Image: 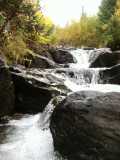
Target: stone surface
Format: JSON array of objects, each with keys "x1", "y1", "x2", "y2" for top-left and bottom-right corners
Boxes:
[
  {"x1": 50, "y1": 91, "x2": 120, "y2": 160},
  {"x1": 24, "y1": 53, "x2": 57, "y2": 68},
  {"x1": 11, "y1": 68, "x2": 69, "y2": 113},
  {"x1": 0, "y1": 59, "x2": 14, "y2": 117},
  {"x1": 49, "y1": 48, "x2": 75, "y2": 64},
  {"x1": 100, "y1": 64, "x2": 120, "y2": 84},
  {"x1": 89, "y1": 49, "x2": 120, "y2": 68}
]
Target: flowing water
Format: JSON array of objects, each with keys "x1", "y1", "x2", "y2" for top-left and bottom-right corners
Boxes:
[{"x1": 0, "y1": 49, "x2": 120, "y2": 160}]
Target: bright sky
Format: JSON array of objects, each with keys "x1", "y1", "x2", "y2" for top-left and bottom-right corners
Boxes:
[{"x1": 41, "y1": 0, "x2": 102, "y2": 27}]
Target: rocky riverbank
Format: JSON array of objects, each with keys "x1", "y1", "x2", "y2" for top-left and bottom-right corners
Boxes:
[
  {"x1": 1, "y1": 47, "x2": 120, "y2": 160},
  {"x1": 0, "y1": 48, "x2": 75, "y2": 117}
]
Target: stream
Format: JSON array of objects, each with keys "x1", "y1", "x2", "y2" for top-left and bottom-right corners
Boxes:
[{"x1": 0, "y1": 49, "x2": 120, "y2": 160}]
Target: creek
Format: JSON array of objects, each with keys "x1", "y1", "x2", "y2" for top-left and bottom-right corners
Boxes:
[{"x1": 0, "y1": 49, "x2": 120, "y2": 160}]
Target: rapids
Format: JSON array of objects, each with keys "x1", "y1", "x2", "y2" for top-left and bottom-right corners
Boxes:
[{"x1": 0, "y1": 49, "x2": 120, "y2": 160}]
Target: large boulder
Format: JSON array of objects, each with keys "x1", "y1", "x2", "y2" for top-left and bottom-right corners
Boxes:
[
  {"x1": 0, "y1": 58, "x2": 14, "y2": 117},
  {"x1": 50, "y1": 91, "x2": 120, "y2": 160},
  {"x1": 10, "y1": 68, "x2": 70, "y2": 113},
  {"x1": 100, "y1": 64, "x2": 120, "y2": 84},
  {"x1": 90, "y1": 49, "x2": 120, "y2": 68},
  {"x1": 49, "y1": 48, "x2": 75, "y2": 64}
]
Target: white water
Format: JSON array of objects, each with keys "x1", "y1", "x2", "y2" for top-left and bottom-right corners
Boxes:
[
  {"x1": 0, "y1": 114, "x2": 62, "y2": 160},
  {"x1": 0, "y1": 49, "x2": 120, "y2": 160},
  {"x1": 64, "y1": 49, "x2": 120, "y2": 92},
  {"x1": 70, "y1": 49, "x2": 91, "y2": 69}
]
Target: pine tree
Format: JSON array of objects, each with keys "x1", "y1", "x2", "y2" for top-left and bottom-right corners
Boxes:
[{"x1": 98, "y1": 0, "x2": 117, "y2": 23}]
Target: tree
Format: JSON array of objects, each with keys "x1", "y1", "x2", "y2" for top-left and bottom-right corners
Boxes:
[
  {"x1": 0, "y1": 0, "x2": 54, "y2": 63},
  {"x1": 97, "y1": 0, "x2": 120, "y2": 49},
  {"x1": 98, "y1": 0, "x2": 117, "y2": 23},
  {"x1": 115, "y1": 0, "x2": 120, "y2": 17},
  {"x1": 54, "y1": 16, "x2": 100, "y2": 48}
]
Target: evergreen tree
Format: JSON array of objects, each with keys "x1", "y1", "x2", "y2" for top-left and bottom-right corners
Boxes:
[{"x1": 98, "y1": 0, "x2": 117, "y2": 23}]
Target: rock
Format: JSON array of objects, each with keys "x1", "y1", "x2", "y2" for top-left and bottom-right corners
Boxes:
[
  {"x1": 24, "y1": 53, "x2": 57, "y2": 68},
  {"x1": 100, "y1": 64, "x2": 120, "y2": 84},
  {"x1": 49, "y1": 48, "x2": 75, "y2": 64},
  {"x1": 50, "y1": 91, "x2": 120, "y2": 160},
  {"x1": 11, "y1": 68, "x2": 69, "y2": 113},
  {"x1": 11, "y1": 73, "x2": 54, "y2": 113},
  {"x1": 0, "y1": 56, "x2": 5, "y2": 67},
  {"x1": 0, "y1": 59, "x2": 14, "y2": 117},
  {"x1": 89, "y1": 49, "x2": 120, "y2": 68},
  {"x1": 9, "y1": 65, "x2": 26, "y2": 73},
  {"x1": 28, "y1": 42, "x2": 54, "y2": 60},
  {"x1": 82, "y1": 47, "x2": 95, "y2": 50}
]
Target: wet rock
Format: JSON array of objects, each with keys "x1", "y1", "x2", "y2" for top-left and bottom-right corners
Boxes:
[
  {"x1": 11, "y1": 73, "x2": 54, "y2": 113},
  {"x1": 11, "y1": 68, "x2": 69, "y2": 113},
  {"x1": 50, "y1": 91, "x2": 120, "y2": 160},
  {"x1": 24, "y1": 53, "x2": 57, "y2": 69},
  {"x1": 9, "y1": 65, "x2": 25, "y2": 73},
  {"x1": 49, "y1": 48, "x2": 75, "y2": 64},
  {"x1": 0, "y1": 59, "x2": 14, "y2": 117},
  {"x1": 82, "y1": 47, "x2": 95, "y2": 50},
  {"x1": 100, "y1": 64, "x2": 120, "y2": 84},
  {"x1": 89, "y1": 49, "x2": 120, "y2": 68}
]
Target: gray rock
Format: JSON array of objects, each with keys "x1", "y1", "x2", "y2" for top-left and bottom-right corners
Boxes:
[
  {"x1": 100, "y1": 64, "x2": 120, "y2": 84},
  {"x1": 11, "y1": 68, "x2": 69, "y2": 113},
  {"x1": 0, "y1": 59, "x2": 14, "y2": 117},
  {"x1": 49, "y1": 48, "x2": 75, "y2": 64},
  {"x1": 89, "y1": 49, "x2": 120, "y2": 68},
  {"x1": 50, "y1": 91, "x2": 120, "y2": 160},
  {"x1": 24, "y1": 53, "x2": 57, "y2": 68}
]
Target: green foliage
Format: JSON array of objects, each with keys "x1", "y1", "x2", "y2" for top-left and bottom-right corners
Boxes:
[
  {"x1": 98, "y1": 0, "x2": 117, "y2": 23},
  {"x1": 54, "y1": 16, "x2": 100, "y2": 48},
  {"x1": 97, "y1": 0, "x2": 120, "y2": 49},
  {"x1": 0, "y1": 14, "x2": 5, "y2": 26},
  {"x1": 54, "y1": 0, "x2": 120, "y2": 50},
  {"x1": 116, "y1": 0, "x2": 120, "y2": 17},
  {"x1": 0, "y1": 0, "x2": 54, "y2": 63},
  {"x1": 2, "y1": 33, "x2": 31, "y2": 64},
  {"x1": 104, "y1": 15, "x2": 120, "y2": 49}
]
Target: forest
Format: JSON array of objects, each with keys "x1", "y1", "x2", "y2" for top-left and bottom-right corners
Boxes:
[
  {"x1": 1, "y1": 1, "x2": 120, "y2": 159},
  {"x1": 0, "y1": 0, "x2": 120, "y2": 64},
  {"x1": 0, "y1": 0, "x2": 54, "y2": 64},
  {"x1": 54, "y1": 0, "x2": 120, "y2": 50}
]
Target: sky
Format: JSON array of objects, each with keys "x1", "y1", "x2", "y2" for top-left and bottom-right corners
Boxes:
[
  {"x1": 41, "y1": 0, "x2": 102, "y2": 27},
  {"x1": 41, "y1": 0, "x2": 101, "y2": 27}
]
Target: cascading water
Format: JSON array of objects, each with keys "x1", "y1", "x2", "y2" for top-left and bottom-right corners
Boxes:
[
  {"x1": 0, "y1": 49, "x2": 120, "y2": 160},
  {"x1": 63, "y1": 49, "x2": 103, "y2": 91},
  {"x1": 70, "y1": 49, "x2": 91, "y2": 68},
  {"x1": 64, "y1": 49, "x2": 120, "y2": 92}
]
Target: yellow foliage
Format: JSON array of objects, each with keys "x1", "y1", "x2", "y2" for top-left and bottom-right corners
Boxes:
[
  {"x1": 54, "y1": 16, "x2": 100, "y2": 47},
  {"x1": 115, "y1": 0, "x2": 120, "y2": 17},
  {"x1": 2, "y1": 33, "x2": 32, "y2": 64}
]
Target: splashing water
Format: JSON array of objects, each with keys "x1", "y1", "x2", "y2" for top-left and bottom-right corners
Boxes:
[
  {"x1": 70, "y1": 49, "x2": 91, "y2": 69},
  {"x1": 0, "y1": 113, "x2": 64, "y2": 160},
  {"x1": 0, "y1": 49, "x2": 120, "y2": 160}
]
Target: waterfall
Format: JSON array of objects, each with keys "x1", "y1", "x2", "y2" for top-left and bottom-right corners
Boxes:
[
  {"x1": 1, "y1": 48, "x2": 120, "y2": 160},
  {"x1": 70, "y1": 49, "x2": 91, "y2": 69},
  {"x1": 60, "y1": 49, "x2": 102, "y2": 91}
]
